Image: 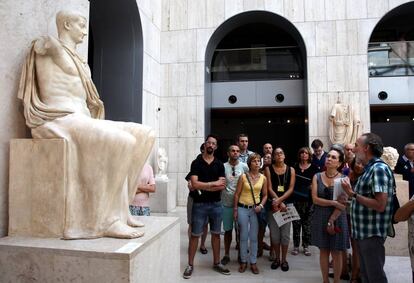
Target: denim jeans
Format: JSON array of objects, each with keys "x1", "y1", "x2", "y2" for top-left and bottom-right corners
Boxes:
[
  {"x1": 237, "y1": 206, "x2": 259, "y2": 264},
  {"x1": 192, "y1": 201, "x2": 222, "y2": 236}
]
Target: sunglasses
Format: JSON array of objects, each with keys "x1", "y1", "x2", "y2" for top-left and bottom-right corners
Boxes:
[{"x1": 232, "y1": 166, "x2": 235, "y2": 176}]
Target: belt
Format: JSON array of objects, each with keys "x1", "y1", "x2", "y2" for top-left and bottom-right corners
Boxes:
[{"x1": 238, "y1": 202, "x2": 255, "y2": 209}]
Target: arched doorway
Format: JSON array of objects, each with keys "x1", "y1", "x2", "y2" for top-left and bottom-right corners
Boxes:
[
  {"x1": 88, "y1": 0, "x2": 143, "y2": 123},
  {"x1": 368, "y1": 2, "x2": 414, "y2": 152},
  {"x1": 205, "y1": 11, "x2": 307, "y2": 163}
]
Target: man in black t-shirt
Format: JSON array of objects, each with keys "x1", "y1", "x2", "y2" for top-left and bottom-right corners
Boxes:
[{"x1": 183, "y1": 135, "x2": 230, "y2": 279}]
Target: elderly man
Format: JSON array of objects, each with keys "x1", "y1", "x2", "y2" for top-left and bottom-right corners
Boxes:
[
  {"x1": 18, "y1": 10, "x2": 155, "y2": 239},
  {"x1": 395, "y1": 143, "x2": 414, "y2": 198},
  {"x1": 341, "y1": 133, "x2": 394, "y2": 283}
]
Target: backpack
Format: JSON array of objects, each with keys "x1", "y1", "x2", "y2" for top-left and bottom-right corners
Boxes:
[{"x1": 371, "y1": 160, "x2": 400, "y2": 237}]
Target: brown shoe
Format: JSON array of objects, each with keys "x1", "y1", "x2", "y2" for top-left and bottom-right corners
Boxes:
[
  {"x1": 250, "y1": 263, "x2": 259, "y2": 274},
  {"x1": 238, "y1": 263, "x2": 247, "y2": 273}
]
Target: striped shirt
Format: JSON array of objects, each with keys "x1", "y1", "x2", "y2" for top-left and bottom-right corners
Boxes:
[{"x1": 350, "y1": 158, "x2": 394, "y2": 240}]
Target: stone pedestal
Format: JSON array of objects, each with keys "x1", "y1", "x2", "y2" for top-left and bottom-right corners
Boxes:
[
  {"x1": 150, "y1": 179, "x2": 177, "y2": 213},
  {"x1": 385, "y1": 174, "x2": 409, "y2": 256},
  {"x1": 0, "y1": 216, "x2": 180, "y2": 282},
  {"x1": 9, "y1": 139, "x2": 67, "y2": 237}
]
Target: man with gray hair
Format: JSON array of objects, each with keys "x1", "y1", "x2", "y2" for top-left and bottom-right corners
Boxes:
[
  {"x1": 341, "y1": 133, "x2": 395, "y2": 283},
  {"x1": 395, "y1": 143, "x2": 414, "y2": 198}
]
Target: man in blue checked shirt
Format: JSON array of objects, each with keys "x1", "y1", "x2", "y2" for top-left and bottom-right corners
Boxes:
[{"x1": 341, "y1": 133, "x2": 394, "y2": 283}]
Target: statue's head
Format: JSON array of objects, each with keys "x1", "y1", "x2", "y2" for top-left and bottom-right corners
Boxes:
[
  {"x1": 381, "y1": 146, "x2": 399, "y2": 170},
  {"x1": 56, "y1": 10, "x2": 87, "y2": 44}
]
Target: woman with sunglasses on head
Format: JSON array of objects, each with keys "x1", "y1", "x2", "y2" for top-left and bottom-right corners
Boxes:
[
  {"x1": 311, "y1": 146, "x2": 350, "y2": 283},
  {"x1": 265, "y1": 147, "x2": 296, "y2": 272},
  {"x1": 234, "y1": 153, "x2": 268, "y2": 274}
]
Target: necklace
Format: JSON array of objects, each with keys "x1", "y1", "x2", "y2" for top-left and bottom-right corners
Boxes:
[
  {"x1": 325, "y1": 171, "x2": 339, "y2": 178},
  {"x1": 249, "y1": 172, "x2": 259, "y2": 180}
]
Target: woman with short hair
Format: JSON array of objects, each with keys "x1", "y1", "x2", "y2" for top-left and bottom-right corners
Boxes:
[{"x1": 234, "y1": 153, "x2": 268, "y2": 274}]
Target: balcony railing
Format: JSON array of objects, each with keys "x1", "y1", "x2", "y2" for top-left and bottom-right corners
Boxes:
[
  {"x1": 368, "y1": 41, "x2": 414, "y2": 77},
  {"x1": 211, "y1": 46, "x2": 304, "y2": 82}
]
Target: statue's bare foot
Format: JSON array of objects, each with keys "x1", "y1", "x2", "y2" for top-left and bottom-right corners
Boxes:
[
  {"x1": 127, "y1": 215, "x2": 145, "y2": 227},
  {"x1": 105, "y1": 221, "x2": 144, "y2": 239}
]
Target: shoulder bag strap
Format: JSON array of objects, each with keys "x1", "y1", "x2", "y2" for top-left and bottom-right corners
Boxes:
[{"x1": 245, "y1": 174, "x2": 258, "y2": 206}]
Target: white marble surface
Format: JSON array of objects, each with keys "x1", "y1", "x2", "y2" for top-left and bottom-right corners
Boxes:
[
  {"x1": 315, "y1": 21, "x2": 337, "y2": 56},
  {"x1": 224, "y1": 0, "x2": 244, "y2": 19},
  {"x1": 367, "y1": 0, "x2": 389, "y2": 18},
  {"x1": 0, "y1": 216, "x2": 180, "y2": 282},
  {"x1": 9, "y1": 139, "x2": 66, "y2": 238},
  {"x1": 336, "y1": 20, "x2": 359, "y2": 56},
  {"x1": 346, "y1": 0, "x2": 368, "y2": 19},
  {"x1": 283, "y1": 0, "x2": 304, "y2": 22},
  {"x1": 150, "y1": 180, "x2": 177, "y2": 213},
  {"x1": 308, "y1": 57, "x2": 327, "y2": 92},
  {"x1": 304, "y1": 0, "x2": 325, "y2": 22},
  {"x1": 325, "y1": 0, "x2": 346, "y2": 20}
]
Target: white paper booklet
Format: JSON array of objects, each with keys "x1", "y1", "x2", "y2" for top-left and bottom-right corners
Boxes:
[{"x1": 273, "y1": 203, "x2": 300, "y2": 227}]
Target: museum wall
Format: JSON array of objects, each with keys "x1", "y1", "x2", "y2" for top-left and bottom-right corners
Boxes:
[
  {"x1": 159, "y1": 0, "x2": 413, "y2": 205},
  {"x1": 0, "y1": 0, "x2": 89, "y2": 237}
]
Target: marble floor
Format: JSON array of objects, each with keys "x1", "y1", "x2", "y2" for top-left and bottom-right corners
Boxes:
[{"x1": 158, "y1": 207, "x2": 411, "y2": 283}]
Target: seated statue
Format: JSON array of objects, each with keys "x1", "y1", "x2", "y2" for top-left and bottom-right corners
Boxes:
[{"x1": 17, "y1": 10, "x2": 155, "y2": 239}]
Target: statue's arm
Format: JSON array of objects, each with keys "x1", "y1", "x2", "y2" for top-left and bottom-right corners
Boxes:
[{"x1": 33, "y1": 36, "x2": 67, "y2": 68}]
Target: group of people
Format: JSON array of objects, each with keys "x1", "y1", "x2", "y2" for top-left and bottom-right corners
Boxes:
[{"x1": 183, "y1": 132, "x2": 414, "y2": 283}]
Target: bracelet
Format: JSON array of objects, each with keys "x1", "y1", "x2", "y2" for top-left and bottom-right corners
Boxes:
[{"x1": 259, "y1": 204, "x2": 264, "y2": 209}]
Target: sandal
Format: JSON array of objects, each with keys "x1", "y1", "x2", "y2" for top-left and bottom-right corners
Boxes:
[
  {"x1": 199, "y1": 247, "x2": 208, "y2": 254},
  {"x1": 271, "y1": 259, "x2": 280, "y2": 270},
  {"x1": 303, "y1": 247, "x2": 311, "y2": 256},
  {"x1": 281, "y1": 261, "x2": 289, "y2": 272},
  {"x1": 291, "y1": 247, "x2": 299, "y2": 256}
]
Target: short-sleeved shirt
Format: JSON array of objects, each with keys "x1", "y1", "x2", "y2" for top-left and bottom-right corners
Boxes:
[
  {"x1": 189, "y1": 154, "x2": 225, "y2": 203},
  {"x1": 131, "y1": 164, "x2": 156, "y2": 207},
  {"x1": 222, "y1": 162, "x2": 249, "y2": 207},
  {"x1": 238, "y1": 150, "x2": 253, "y2": 164},
  {"x1": 350, "y1": 158, "x2": 394, "y2": 240}
]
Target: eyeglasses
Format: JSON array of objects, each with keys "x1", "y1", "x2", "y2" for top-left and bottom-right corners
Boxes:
[{"x1": 231, "y1": 166, "x2": 235, "y2": 176}]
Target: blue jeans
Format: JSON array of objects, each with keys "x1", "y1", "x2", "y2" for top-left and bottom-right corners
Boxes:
[
  {"x1": 191, "y1": 201, "x2": 222, "y2": 236},
  {"x1": 237, "y1": 207, "x2": 259, "y2": 264}
]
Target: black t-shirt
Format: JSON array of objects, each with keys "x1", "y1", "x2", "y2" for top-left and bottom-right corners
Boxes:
[
  {"x1": 293, "y1": 163, "x2": 318, "y2": 202},
  {"x1": 189, "y1": 154, "x2": 225, "y2": 203}
]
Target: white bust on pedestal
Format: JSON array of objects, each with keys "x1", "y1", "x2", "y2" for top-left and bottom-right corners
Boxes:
[{"x1": 155, "y1": 147, "x2": 169, "y2": 182}]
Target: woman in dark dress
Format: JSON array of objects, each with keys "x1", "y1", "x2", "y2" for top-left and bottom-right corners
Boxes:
[
  {"x1": 291, "y1": 147, "x2": 318, "y2": 256},
  {"x1": 311, "y1": 147, "x2": 350, "y2": 283}
]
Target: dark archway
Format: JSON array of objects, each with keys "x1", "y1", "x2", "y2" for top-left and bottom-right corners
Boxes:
[
  {"x1": 204, "y1": 11, "x2": 308, "y2": 163},
  {"x1": 88, "y1": 0, "x2": 143, "y2": 123},
  {"x1": 368, "y1": 2, "x2": 414, "y2": 152}
]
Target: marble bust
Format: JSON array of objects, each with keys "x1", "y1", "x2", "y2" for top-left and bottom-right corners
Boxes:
[
  {"x1": 329, "y1": 102, "x2": 361, "y2": 145},
  {"x1": 17, "y1": 10, "x2": 155, "y2": 239},
  {"x1": 381, "y1": 146, "x2": 399, "y2": 170},
  {"x1": 156, "y1": 147, "x2": 168, "y2": 181}
]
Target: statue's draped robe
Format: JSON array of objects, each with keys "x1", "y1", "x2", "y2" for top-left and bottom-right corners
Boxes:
[
  {"x1": 329, "y1": 103, "x2": 360, "y2": 146},
  {"x1": 17, "y1": 41, "x2": 155, "y2": 239}
]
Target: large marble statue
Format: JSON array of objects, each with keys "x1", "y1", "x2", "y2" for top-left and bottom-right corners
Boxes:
[
  {"x1": 329, "y1": 102, "x2": 361, "y2": 145},
  {"x1": 17, "y1": 10, "x2": 155, "y2": 239}
]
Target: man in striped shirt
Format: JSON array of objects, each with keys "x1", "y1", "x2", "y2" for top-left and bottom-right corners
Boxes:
[{"x1": 341, "y1": 133, "x2": 394, "y2": 283}]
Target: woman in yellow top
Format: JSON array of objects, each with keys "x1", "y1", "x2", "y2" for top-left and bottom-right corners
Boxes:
[{"x1": 234, "y1": 153, "x2": 268, "y2": 274}]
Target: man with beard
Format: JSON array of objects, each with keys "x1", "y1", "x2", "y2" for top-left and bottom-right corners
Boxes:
[
  {"x1": 183, "y1": 135, "x2": 229, "y2": 279},
  {"x1": 341, "y1": 133, "x2": 394, "y2": 283},
  {"x1": 395, "y1": 143, "x2": 414, "y2": 198}
]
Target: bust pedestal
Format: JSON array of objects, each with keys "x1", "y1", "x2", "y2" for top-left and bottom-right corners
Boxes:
[{"x1": 150, "y1": 178, "x2": 177, "y2": 213}]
